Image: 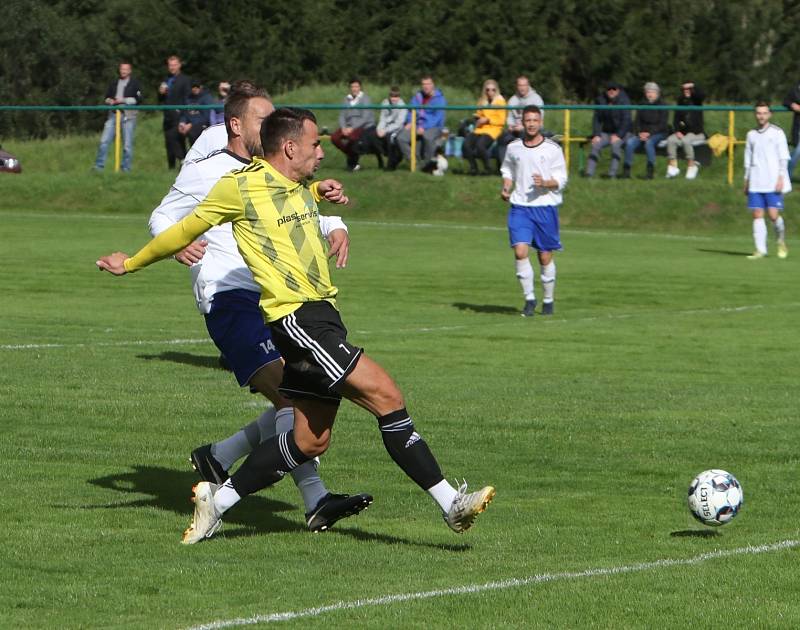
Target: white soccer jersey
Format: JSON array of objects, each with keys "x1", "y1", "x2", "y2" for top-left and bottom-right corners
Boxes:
[
  {"x1": 149, "y1": 144, "x2": 347, "y2": 314},
  {"x1": 500, "y1": 138, "x2": 567, "y2": 206},
  {"x1": 744, "y1": 124, "x2": 792, "y2": 193},
  {"x1": 184, "y1": 124, "x2": 228, "y2": 162}
]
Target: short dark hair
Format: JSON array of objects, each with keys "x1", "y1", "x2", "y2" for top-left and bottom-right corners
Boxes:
[
  {"x1": 349, "y1": 77, "x2": 361, "y2": 85},
  {"x1": 224, "y1": 80, "x2": 271, "y2": 136},
  {"x1": 261, "y1": 108, "x2": 318, "y2": 156},
  {"x1": 522, "y1": 105, "x2": 542, "y2": 117},
  {"x1": 389, "y1": 85, "x2": 401, "y2": 97},
  {"x1": 754, "y1": 100, "x2": 770, "y2": 110}
]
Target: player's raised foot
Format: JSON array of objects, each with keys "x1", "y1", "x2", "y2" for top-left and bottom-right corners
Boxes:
[
  {"x1": 541, "y1": 301, "x2": 554, "y2": 316},
  {"x1": 746, "y1": 251, "x2": 767, "y2": 260},
  {"x1": 777, "y1": 241, "x2": 788, "y2": 259},
  {"x1": 521, "y1": 299, "x2": 537, "y2": 317},
  {"x1": 190, "y1": 444, "x2": 229, "y2": 484},
  {"x1": 306, "y1": 492, "x2": 374, "y2": 532},
  {"x1": 444, "y1": 482, "x2": 496, "y2": 533},
  {"x1": 181, "y1": 482, "x2": 222, "y2": 545}
]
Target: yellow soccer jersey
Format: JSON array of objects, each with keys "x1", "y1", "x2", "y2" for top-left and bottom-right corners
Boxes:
[{"x1": 191, "y1": 157, "x2": 337, "y2": 321}]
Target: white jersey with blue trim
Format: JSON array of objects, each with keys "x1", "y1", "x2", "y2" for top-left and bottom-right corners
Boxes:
[
  {"x1": 500, "y1": 137, "x2": 567, "y2": 207},
  {"x1": 744, "y1": 124, "x2": 792, "y2": 194},
  {"x1": 149, "y1": 132, "x2": 347, "y2": 314}
]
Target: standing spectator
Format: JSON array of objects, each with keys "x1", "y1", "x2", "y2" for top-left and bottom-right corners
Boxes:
[
  {"x1": 500, "y1": 105, "x2": 567, "y2": 317},
  {"x1": 93, "y1": 61, "x2": 143, "y2": 172},
  {"x1": 622, "y1": 81, "x2": 669, "y2": 179},
  {"x1": 396, "y1": 75, "x2": 447, "y2": 168},
  {"x1": 209, "y1": 81, "x2": 230, "y2": 127},
  {"x1": 665, "y1": 81, "x2": 705, "y2": 179},
  {"x1": 782, "y1": 80, "x2": 800, "y2": 180},
  {"x1": 462, "y1": 79, "x2": 507, "y2": 175},
  {"x1": 362, "y1": 86, "x2": 407, "y2": 170},
  {"x1": 744, "y1": 101, "x2": 790, "y2": 260},
  {"x1": 158, "y1": 55, "x2": 192, "y2": 169},
  {"x1": 330, "y1": 78, "x2": 375, "y2": 171},
  {"x1": 178, "y1": 80, "x2": 214, "y2": 146},
  {"x1": 585, "y1": 82, "x2": 632, "y2": 178},
  {"x1": 496, "y1": 76, "x2": 544, "y2": 167}
]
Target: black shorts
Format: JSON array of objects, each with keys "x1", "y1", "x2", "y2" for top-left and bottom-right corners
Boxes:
[{"x1": 270, "y1": 301, "x2": 363, "y2": 402}]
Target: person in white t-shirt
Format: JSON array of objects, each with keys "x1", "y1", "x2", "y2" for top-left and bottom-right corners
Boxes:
[
  {"x1": 500, "y1": 105, "x2": 567, "y2": 317},
  {"x1": 744, "y1": 101, "x2": 790, "y2": 259},
  {"x1": 149, "y1": 81, "x2": 373, "y2": 531}
]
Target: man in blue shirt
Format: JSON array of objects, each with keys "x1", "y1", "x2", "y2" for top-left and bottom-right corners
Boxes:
[{"x1": 393, "y1": 75, "x2": 447, "y2": 168}]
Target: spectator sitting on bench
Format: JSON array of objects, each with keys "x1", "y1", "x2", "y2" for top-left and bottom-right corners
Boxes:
[
  {"x1": 362, "y1": 86, "x2": 407, "y2": 170},
  {"x1": 496, "y1": 75, "x2": 544, "y2": 167},
  {"x1": 331, "y1": 77, "x2": 375, "y2": 171},
  {"x1": 395, "y1": 75, "x2": 447, "y2": 169},
  {"x1": 666, "y1": 81, "x2": 705, "y2": 180},
  {"x1": 585, "y1": 82, "x2": 632, "y2": 179},
  {"x1": 462, "y1": 79, "x2": 507, "y2": 175},
  {"x1": 623, "y1": 81, "x2": 669, "y2": 179}
]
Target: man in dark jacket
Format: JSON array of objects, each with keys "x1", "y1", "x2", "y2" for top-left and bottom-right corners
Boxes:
[
  {"x1": 585, "y1": 82, "x2": 632, "y2": 178},
  {"x1": 623, "y1": 81, "x2": 669, "y2": 179},
  {"x1": 158, "y1": 55, "x2": 192, "y2": 169},
  {"x1": 782, "y1": 81, "x2": 800, "y2": 179},
  {"x1": 93, "y1": 61, "x2": 143, "y2": 172},
  {"x1": 665, "y1": 81, "x2": 705, "y2": 179},
  {"x1": 178, "y1": 81, "x2": 214, "y2": 146}
]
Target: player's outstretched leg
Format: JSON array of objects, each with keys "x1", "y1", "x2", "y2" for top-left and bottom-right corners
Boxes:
[{"x1": 341, "y1": 354, "x2": 495, "y2": 533}]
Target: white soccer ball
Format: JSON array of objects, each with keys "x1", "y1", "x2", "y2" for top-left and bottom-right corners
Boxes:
[{"x1": 687, "y1": 469, "x2": 743, "y2": 526}]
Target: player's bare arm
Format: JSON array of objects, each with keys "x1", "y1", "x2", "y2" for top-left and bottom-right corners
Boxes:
[
  {"x1": 96, "y1": 252, "x2": 130, "y2": 275},
  {"x1": 317, "y1": 178, "x2": 350, "y2": 205},
  {"x1": 500, "y1": 177, "x2": 513, "y2": 201},
  {"x1": 326, "y1": 229, "x2": 349, "y2": 269}
]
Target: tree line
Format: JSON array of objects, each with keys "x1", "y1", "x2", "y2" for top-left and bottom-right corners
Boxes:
[{"x1": 1, "y1": 0, "x2": 799, "y2": 138}]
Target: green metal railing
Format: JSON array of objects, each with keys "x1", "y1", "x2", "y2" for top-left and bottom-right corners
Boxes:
[{"x1": 2, "y1": 103, "x2": 788, "y2": 181}]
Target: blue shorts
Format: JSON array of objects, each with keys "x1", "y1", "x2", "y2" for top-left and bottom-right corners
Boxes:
[
  {"x1": 508, "y1": 204, "x2": 562, "y2": 251},
  {"x1": 747, "y1": 192, "x2": 783, "y2": 211},
  {"x1": 203, "y1": 289, "x2": 281, "y2": 387}
]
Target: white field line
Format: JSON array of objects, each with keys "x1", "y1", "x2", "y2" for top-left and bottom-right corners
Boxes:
[
  {"x1": 185, "y1": 539, "x2": 799, "y2": 629},
  {"x1": 0, "y1": 338, "x2": 209, "y2": 350},
  {"x1": 3, "y1": 302, "x2": 798, "y2": 351},
  {"x1": 11, "y1": 211, "x2": 716, "y2": 241}
]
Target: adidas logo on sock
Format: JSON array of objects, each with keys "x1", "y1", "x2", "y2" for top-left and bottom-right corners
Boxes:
[{"x1": 405, "y1": 432, "x2": 421, "y2": 448}]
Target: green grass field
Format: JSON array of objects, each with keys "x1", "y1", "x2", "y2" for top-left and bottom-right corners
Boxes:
[{"x1": 2, "y1": 103, "x2": 799, "y2": 628}]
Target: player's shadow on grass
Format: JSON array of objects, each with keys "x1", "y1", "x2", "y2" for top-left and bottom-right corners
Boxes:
[
  {"x1": 452, "y1": 302, "x2": 520, "y2": 315},
  {"x1": 332, "y1": 527, "x2": 471, "y2": 552},
  {"x1": 82, "y1": 465, "x2": 304, "y2": 535},
  {"x1": 137, "y1": 352, "x2": 224, "y2": 370},
  {"x1": 696, "y1": 248, "x2": 753, "y2": 257},
  {"x1": 669, "y1": 529, "x2": 721, "y2": 538}
]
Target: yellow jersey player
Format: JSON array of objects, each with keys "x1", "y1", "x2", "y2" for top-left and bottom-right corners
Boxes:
[{"x1": 97, "y1": 108, "x2": 495, "y2": 543}]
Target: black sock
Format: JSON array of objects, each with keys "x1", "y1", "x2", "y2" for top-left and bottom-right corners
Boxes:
[
  {"x1": 377, "y1": 408, "x2": 444, "y2": 490},
  {"x1": 230, "y1": 430, "x2": 310, "y2": 496}
]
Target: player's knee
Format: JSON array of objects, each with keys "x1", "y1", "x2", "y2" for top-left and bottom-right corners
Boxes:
[{"x1": 294, "y1": 430, "x2": 330, "y2": 458}]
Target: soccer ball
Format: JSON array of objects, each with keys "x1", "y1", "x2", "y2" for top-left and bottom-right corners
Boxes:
[{"x1": 687, "y1": 469, "x2": 743, "y2": 526}]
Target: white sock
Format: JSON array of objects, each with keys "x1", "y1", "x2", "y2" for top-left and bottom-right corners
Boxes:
[
  {"x1": 213, "y1": 479, "x2": 241, "y2": 513},
  {"x1": 515, "y1": 258, "x2": 535, "y2": 301},
  {"x1": 275, "y1": 407, "x2": 329, "y2": 511},
  {"x1": 541, "y1": 261, "x2": 556, "y2": 303},
  {"x1": 774, "y1": 215, "x2": 786, "y2": 241},
  {"x1": 753, "y1": 218, "x2": 767, "y2": 254},
  {"x1": 427, "y1": 479, "x2": 458, "y2": 512}
]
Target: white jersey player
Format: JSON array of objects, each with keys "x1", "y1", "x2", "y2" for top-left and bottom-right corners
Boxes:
[
  {"x1": 500, "y1": 105, "x2": 567, "y2": 317},
  {"x1": 744, "y1": 102, "x2": 790, "y2": 259},
  {"x1": 149, "y1": 83, "x2": 372, "y2": 532}
]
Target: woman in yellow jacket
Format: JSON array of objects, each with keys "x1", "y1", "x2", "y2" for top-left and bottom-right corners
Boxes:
[{"x1": 463, "y1": 79, "x2": 507, "y2": 175}]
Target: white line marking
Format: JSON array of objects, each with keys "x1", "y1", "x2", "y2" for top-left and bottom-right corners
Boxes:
[
  {"x1": 0, "y1": 338, "x2": 210, "y2": 350},
  {"x1": 9, "y1": 211, "x2": 718, "y2": 242},
  {"x1": 4, "y1": 303, "x2": 798, "y2": 351},
  {"x1": 185, "y1": 539, "x2": 799, "y2": 629}
]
